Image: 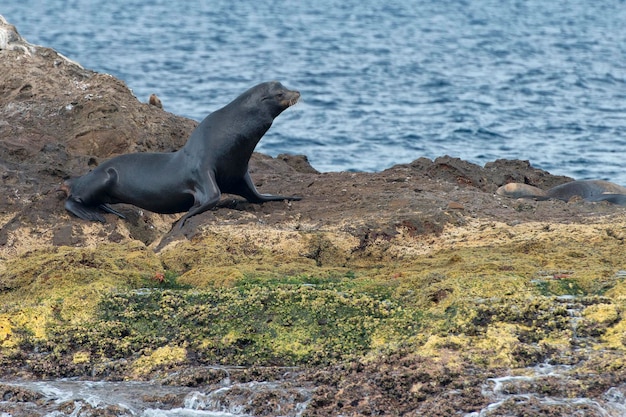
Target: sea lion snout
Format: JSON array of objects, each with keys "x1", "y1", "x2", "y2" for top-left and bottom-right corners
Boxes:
[
  {"x1": 282, "y1": 89, "x2": 300, "y2": 108},
  {"x1": 56, "y1": 180, "x2": 72, "y2": 197}
]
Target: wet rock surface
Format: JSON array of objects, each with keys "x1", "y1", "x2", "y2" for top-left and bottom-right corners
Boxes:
[{"x1": 2, "y1": 16, "x2": 626, "y2": 416}]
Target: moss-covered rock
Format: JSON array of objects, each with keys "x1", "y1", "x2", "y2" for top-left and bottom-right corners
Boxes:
[
  {"x1": 0, "y1": 241, "x2": 162, "y2": 351},
  {"x1": 1, "y1": 217, "x2": 625, "y2": 382},
  {"x1": 42, "y1": 283, "x2": 420, "y2": 369}
]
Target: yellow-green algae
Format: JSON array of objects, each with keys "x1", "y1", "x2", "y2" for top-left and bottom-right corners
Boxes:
[
  {"x1": 1, "y1": 219, "x2": 626, "y2": 378},
  {"x1": 0, "y1": 241, "x2": 162, "y2": 349},
  {"x1": 132, "y1": 345, "x2": 187, "y2": 377}
]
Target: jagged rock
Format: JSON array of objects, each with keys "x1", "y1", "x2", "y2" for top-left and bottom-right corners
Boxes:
[{"x1": 0, "y1": 15, "x2": 35, "y2": 54}]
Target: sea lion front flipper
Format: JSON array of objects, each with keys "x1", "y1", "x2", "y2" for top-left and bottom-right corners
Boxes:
[
  {"x1": 99, "y1": 204, "x2": 126, "y2": 219},
  {"x1": 233, "y1": 172, "x2": 302, "y2": 203},
  {"x1": 590, "y1": 194, "x2": 626, "y2": 205},
  {"x1": 175, "y1": 174, "x2": 222, "y2": 229},
  {"x1": 65, "y1": 199, "x2": 106, "y2": 223}
]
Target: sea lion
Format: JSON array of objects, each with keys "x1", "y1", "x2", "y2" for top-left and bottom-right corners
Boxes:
[
  {"x1": 497, "y1": 180, "x2": 626, "y2": 205},
  {"x1": 148, "y1": 93, "x2": 162, "y2": 109},
  {"x1": 62, "y1": 81, "x2": 301, "y2": 228}
]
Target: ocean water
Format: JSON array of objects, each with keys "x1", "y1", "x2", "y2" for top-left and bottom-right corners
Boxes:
[{"x1": 3, "y1": 0, "x2": 626, "y2": 183}]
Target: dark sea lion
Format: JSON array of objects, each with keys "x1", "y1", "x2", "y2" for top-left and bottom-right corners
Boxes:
[
  {"x1": 497, "y1": 180, "x2": 626, "y2": 205},
  {"x1": 63, "y1": 81, "x2": 301, "y2": 228}
]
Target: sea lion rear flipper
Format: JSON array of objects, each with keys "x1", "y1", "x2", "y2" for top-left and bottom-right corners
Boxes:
[
  {"x1": 99, "y1": 204, "x2": 126, "y2": 219},
  {"x1": 65, "y1": 199, "x2": 106, "y2": 223}
]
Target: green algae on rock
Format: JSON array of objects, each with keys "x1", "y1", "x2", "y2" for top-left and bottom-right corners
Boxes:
[
  {"x1": 2, "y1": 219, "x2": 626, "y2": 380},
  {"x1": 0, "y1": 242, "x2": 162, "y2": 350},
  {"x1": 42, "y1": 284, "x2": 422, "y2": 373}
]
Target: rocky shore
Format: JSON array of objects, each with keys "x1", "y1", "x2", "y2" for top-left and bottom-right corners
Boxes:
[{"x1": 1, "y1": 16, "x2": 626, "y2": 416}]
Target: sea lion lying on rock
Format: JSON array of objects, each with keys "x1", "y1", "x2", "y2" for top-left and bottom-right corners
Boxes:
[
  {"x1": 62, "y1": 81, "x2": 301, "y2": 228},
  {"x1": 497, "y1": 180, "x2": 626, "y2": 205}
]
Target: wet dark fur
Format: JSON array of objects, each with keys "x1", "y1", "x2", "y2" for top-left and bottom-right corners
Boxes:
[{"x1": 63, "y1": 81, "x2": 301, "y2": 228}]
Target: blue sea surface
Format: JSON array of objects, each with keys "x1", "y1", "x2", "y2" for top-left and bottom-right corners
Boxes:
[{"x1": 4, "y1": 0, "x2": 626, "y2": 183}]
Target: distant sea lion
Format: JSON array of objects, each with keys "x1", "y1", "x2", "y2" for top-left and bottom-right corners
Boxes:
[
  {"x1": 497, "y1": 180, "x2": 626, "y2": 205},
  {"x1": 148, "y1": 93, "x2": 162, "y2": 109},
  {"x1": 62, "y1": 81, "x2": 301, "y2": 228}
]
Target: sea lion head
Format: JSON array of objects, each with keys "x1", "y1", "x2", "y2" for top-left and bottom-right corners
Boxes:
[
  {"x1": 56, "y1": 179, "x2": 73, "y2": 197},
  {"x1": 496, "y1": 183, "x2": 548, "y2": 200},
  {"x1": 257, "y1": 81, "x2": 300, "y2": 117}
]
